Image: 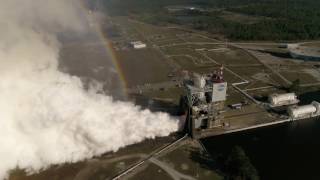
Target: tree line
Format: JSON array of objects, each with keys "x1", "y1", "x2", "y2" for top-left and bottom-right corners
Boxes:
[{"x1": 100, "y1": 0, "x2": 320, "y2": 41}]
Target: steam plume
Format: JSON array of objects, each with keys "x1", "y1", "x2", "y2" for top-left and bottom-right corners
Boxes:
[{"x1": 0, "y1": 0, "x2": 178, "y2": 179}]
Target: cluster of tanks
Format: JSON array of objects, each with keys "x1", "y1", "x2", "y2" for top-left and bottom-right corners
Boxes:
[{"x1": 268, "y1": 93, "x2": 320, "y2": 119}]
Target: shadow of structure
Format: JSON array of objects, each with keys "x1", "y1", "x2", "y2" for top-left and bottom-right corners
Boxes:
[{"x1": 258, "y1": 49, "x2": 292, "y2": 59}]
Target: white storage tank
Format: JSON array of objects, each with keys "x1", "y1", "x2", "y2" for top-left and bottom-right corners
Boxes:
[
  {"x1": 311, "y1": 101, "x2": 320, "y2": 114},
  {"x1": 288, "y1": 105, "x2": 317, "y2": 119},
  {"x1": 269, "y1": 93, "x2": 299, "y2": 106}
]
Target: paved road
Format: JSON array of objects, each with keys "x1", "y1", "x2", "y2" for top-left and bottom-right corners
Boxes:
[
  {"x1": 74, "y1": 152, "x2": 195, "y2": 180},
  {"x1": 112, "y1": 135, "x2": 189, "y2": 180},
  {"x1": 149, "y1": 157, "x2": 196, "y2": 180}
]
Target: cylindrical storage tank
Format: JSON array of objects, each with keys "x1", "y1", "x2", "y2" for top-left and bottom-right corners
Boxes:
[
  {"x1": 311, "y1": 101, "x2": 320, "y2": 114},
  {"x1": 269, "y1": 93, "x2": 297, "y2": 106},
  {"x1": 288, "y1": 105, "x2": 317, "y2": 119}
]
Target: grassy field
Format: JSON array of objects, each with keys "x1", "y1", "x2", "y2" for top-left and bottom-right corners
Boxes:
[
  {"x1": 226, "y1": 88, "x2": 247, "y2": 105},
  {"x1": 303, "y1": 42, "x2": 320, "y2": 47},
  {"x1": 155, "y1": 38, "x2": 185, "y2": 46},
  {"x1": 228, "y1": 66, "x2": 271, "y2": 80},
  {"x1": 275, "y1": 65, "x2": 320, "y2": 85},
  {"x1": 280, "y1": 71, "x2": 317, "y2": 84},
  {"x1": 182, "y1": 34, "x2": 220, "y2": 43},
  {"x1": 219, "y1": 11, "x2": 262, "y2": 25},
  {"x1": 116, "y1": 48, "x2": 172, "y2": 87},
  {"x1": 158, "y1": 141, "x2": 223, "y2": 180},
  {"x1": 130, "y1": 163, "x2": 173, "y2": 180},
  {"x1": 205, "y1": 47, "x2": 260, "y2": 65}
]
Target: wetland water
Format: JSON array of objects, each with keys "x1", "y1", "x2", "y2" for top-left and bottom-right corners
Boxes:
[{"x1": 202, "y1": 91, "x2": 320, "y2": 180}]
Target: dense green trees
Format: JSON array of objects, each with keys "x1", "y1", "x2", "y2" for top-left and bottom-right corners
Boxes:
[
  {"x1": 226, "y1": 0, "x2": 320, "y2": 40},
  {"x1": 224, "y1": 146, "x2": 259, "y2": 180},
  {"x1": 100, "y1": 0, "x2": 320, "y2": 41}
]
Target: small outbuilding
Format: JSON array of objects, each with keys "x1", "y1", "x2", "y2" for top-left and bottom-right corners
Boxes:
[{"x1": 130, "y1": 41, "x2": 147, "y2": 49}]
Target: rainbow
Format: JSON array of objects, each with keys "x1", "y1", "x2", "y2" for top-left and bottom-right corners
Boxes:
[
  {"x1": 93, "y1": 21, "x2": 129, "y2": 96},
  {"x1": 78, "y1": 1, "x2": 129, "y2": 97}
]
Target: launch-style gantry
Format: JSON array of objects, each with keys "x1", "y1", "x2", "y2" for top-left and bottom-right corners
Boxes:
[{"x1": 184, "y1": 67, "x2": 227, "y2": 138}]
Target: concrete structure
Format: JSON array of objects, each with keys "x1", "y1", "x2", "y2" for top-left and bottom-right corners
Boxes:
[
  {"x1": 288, "y1": 101, "x2": 320, "y2": 119},
  {"x1": 288, "y1": 44, "x2": 320, "y2": 61},
  {"x1": 268, "y1": 93, "x2": 299, "y2": 107},
  {"x1": 212, "y1": 82, "x2": 227, "y2": 102},
  {"x1": 130, "y1": 41, "x2": 147, "y2": 49},
  {"x1": 193, "y1": 73, "x2": 206, "y2": 89}
]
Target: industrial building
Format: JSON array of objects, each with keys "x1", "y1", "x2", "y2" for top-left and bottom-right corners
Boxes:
[
  {"x1": 288, "y1": 44, "x2": 320, "y2": 61},
  {"x1": 184, "y1": 67, "x2": 227, "y2": 138},
  {"x1": 268, "y1": 93, "x2": 299, "y2": 107},
  {"x1": 130, "y1": 41, "x2": 147, "y2": 49}
]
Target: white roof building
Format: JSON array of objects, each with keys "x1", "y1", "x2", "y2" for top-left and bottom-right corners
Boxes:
[{"x1": 130, "y1": 41, "x2": 147, "y2": 49}]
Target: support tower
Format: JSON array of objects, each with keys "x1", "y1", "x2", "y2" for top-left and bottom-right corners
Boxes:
[{"x1": 184, "y1": 67, "x2": 227, "y2": 138}]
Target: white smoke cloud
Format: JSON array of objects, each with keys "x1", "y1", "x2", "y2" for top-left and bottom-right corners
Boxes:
[{"x1": 0, "y1": 0, "x2": 178, "y2": 179}]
